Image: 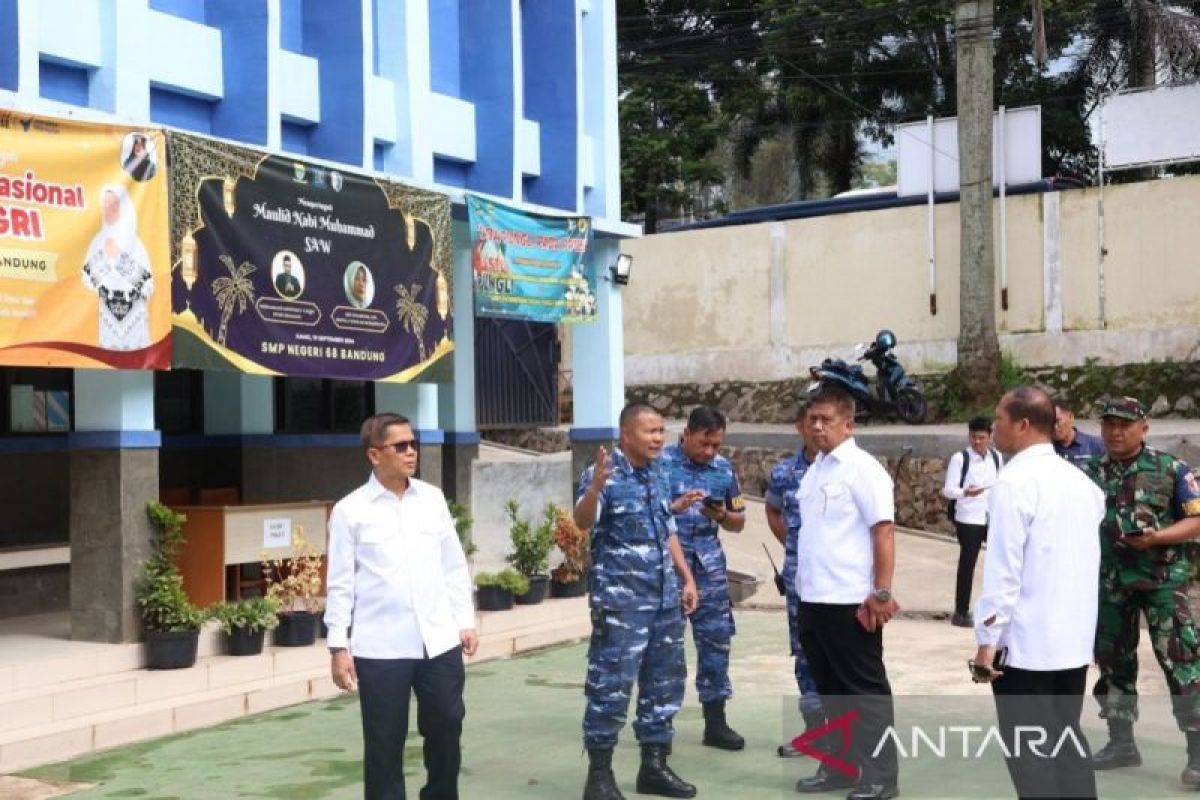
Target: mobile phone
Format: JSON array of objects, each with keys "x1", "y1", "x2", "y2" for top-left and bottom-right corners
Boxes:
[
  {"x1": 967, "y1": 660, "x2": 992, "y2": 681},
  {"x1": 703, "y1": 496, "x2": 724, "y2": 510}
]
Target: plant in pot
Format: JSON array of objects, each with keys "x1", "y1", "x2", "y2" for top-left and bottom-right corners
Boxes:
[
  {"x1": 505, "y1": 500, "x2": 554, "y2": 605},
  {"x1": 449, "y1": 500, "x2": 478, "y2": 558},
  {"x1": 550, "y1": 504, "x2": 590, "y2": 598},
  {"x1": 261, "y1": 526, "x2": 325, "y2": 647},
  {"x1": 138, "y1": 502, "x2": 205, "y2": 670},
  {"x1": 473, "y1": 569, "x2": 529, "y2": 612},
  {"x1": 207, "y1": 596, "x2": 281, "y2": 656}
]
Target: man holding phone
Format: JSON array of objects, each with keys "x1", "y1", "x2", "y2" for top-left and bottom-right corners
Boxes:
[
  {"x1": 793, "y1": 386, "x2": 899, "y2": 800},
  {"x1": 663, "y1": 406, "x2": 748, "y2": 752},
  {"x1": 970, "y1": 387, "x2": 1105, "y2": 800},
  {"x1": 1081, "y1": 396, "x2": 1200, "y2": 787}
]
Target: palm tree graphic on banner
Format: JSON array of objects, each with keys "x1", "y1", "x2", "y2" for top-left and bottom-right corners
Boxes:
[
  {"x1": 212, "y1": 255, "x2": 257, "y2": 347},
  {"x1": 394, "y1": 282, "x2": 428, "y2": 361}
]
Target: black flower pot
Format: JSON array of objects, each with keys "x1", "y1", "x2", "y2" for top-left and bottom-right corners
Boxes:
[
  {"x1": 226, "y1": 626, "x2": 266, "y2": 656},
  {"x1": 145, "y1": 628, "x2": 200, "y2": 670},
  {"x1": 550, "y1": 576, "x2": 588, "y2": 598},
  {"x1": 475, "y1": 586, "x2": 514, "y2": 611},
  {"x1": 515, "y1": 575, "x2": 549, "y2": 605},
  {"x1": 274, "y1": 611, "x2": 317, "y2": 647}
]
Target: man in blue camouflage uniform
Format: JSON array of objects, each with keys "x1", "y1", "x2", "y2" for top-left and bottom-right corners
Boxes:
[
  {"x1": 1053, "y1": 397, "x2": 1105, "y2": 465},
  {"x1": 1082, "y1": 396, "x2": 1200, "y2": 788},
  {"x1": 662, "y1": 406, "x2": 748, "y2": 752},
  {"x1": 576, "y1": 403, "x2": 701, "y2": 800},
  {"x1": 764, "y1": 404, "x2": 825, "y2": 758}
]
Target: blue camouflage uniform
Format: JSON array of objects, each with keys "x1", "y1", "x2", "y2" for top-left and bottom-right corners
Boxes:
[
  {"x1": 765, "y1": 449, "x2": 823, "y2": 716},
  {"x1": 579, "y1": 448, "x2": 685, "y2": 749},
  {"x1": 662, "y1": 442, "x2": 744, "y2": 704}
]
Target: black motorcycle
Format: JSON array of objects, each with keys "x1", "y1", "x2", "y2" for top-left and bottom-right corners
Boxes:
[{"x1": 807, "y1": 329, "x2": 928, "y2": 424}]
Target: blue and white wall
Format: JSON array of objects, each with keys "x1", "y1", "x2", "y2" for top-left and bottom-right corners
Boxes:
[{"x1": 0, "y1": 0, "x2": 622, "y2": 222}]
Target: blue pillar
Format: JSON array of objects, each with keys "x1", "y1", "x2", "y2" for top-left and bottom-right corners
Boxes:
[
  {"x1": 207, "y1": 0, "x2": 271, "y2": 145},
  {"x1": 520, "y1": 0, "x2": 577, "y2": 210},
  {"x1": 438, "y1": 219, "x2": 478, "y2": 503},
  {"x1": 570, "y1": 237, "x2": 623, "y2": 480},
  {"x1": 459, "y1": 0, "x2": 515, "y2": 197},
  {"x1": 302, "y1": 0, "x2": 364, "y2": 165}
]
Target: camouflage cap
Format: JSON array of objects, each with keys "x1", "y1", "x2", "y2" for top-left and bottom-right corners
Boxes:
[{"x1": 1097, "y1": 395, "x2": 1147, "y2": 421}]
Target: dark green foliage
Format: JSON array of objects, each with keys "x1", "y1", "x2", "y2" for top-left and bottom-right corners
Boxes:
[
  {"x1": 473, "y1": 569, "x2": 531, "y2": 596},
  {"x1": 207, "y1": 597, "x2": 281, "y2": 635},
  {"x1": 505, "y1": 500, "x2": 555, "y2": 577},
  {"x1": 138, "y1": 503, "x2": 204, "y2": 633}
]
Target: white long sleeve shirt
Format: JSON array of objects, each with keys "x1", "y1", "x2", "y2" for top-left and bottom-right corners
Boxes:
[
  {"x1": 795, "y1": 437, "x2": 895, "y2": 604},
  {"x1": 324, "y1": 473, "x2": 475, "y2": 659},
  {"x1": 974, "y1": 442, "x2": 1104, "y2": 671},
  {"x1": 941, "y1": 447, "x2": 1003, "y2": 525}
]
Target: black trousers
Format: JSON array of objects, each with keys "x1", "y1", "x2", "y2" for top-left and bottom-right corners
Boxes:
[
  {"x1": 954, "y1": 522, "x2": 988, "y2": 615},
  {"x1": 355, "y1": 647, "x2": 466, "y2": 800},
  {"x1": 991, "y1": 664, "x2": 1096, "y2": 800},
  {"x1": 797, "y1": 602, "x2": 898, "y2": 788}
]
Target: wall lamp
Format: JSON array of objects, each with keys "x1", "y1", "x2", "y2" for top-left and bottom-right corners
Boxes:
[{"x1": 610, "y1": 253, "x2": 633, "y2": 285}]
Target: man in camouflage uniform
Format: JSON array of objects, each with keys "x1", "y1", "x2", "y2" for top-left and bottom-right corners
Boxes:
[
  {"x1": 1083, "y1": 396, "x2": 1200, "y2": 788},
  {"x1": 662, "y1": 406, "x2": 748, "y2": 751},
  {"x1": 575, "y1": 403, "x2": 701, "y2": 800},
  {"x1": 764, "y1": 404, "x2": 825, "y2": 757}
]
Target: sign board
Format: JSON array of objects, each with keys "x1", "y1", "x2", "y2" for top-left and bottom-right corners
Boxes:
[
  {"x1": 896, "y1": 106, "x2": 1042, "y2": 197},
  {"x1": 262, "y1": 517, "x2": 292, "y2": 550},
  {"x1": 1102, "y1": 82, "x2": 1200, "y2": 170}
]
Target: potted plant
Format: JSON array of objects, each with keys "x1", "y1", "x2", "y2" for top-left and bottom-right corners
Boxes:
[
  {"x1": 449, "y1": 500, "x2": 478, "y2": 558},
  {"x1": 474, "y1": 569, "x2": 529, "y2": 612},
  {"x1": 262, "y1": 526, "x2": 325, "y2": 647},
  {"x1": 138, "y1": 502, "x2": 204, "y2": 669},
  {"x1": 506, "y1": 500, "x2": 554, "y2": 605},
  {"x1": 207, "y1": 596, "x2": 281, "y2": 656},
  {"x1": 550, "y1": 505, "x2": 590, "y2": 598}
]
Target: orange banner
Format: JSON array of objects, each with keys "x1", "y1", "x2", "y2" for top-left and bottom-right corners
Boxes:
[{"x1": 0, "y1": 110, "x2": 170, "y2": 368}]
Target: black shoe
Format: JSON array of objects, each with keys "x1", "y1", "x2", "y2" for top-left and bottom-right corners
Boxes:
[
  {"x1": 702, "y1": 700, "x2": 746, "y2": 751},
  {"x1": 846, "y1": 784, "x2": 899, "y2": 800},
  {"x1": 1092, "y1": 720, "x2": 1141, "y2": 770},
  {"x1": 795, "y1": 767, "x2": 855, "y2": 793},
  {"x1": 950, "y1": 612, "x2": 973, "y2": 628},
  {"x1": 782, "y1": 711, "x2": 827, "y2": 757},
  {"x1": 636, "y1": 744, "x2": 696, "y2": 798},
  {"x1": 1182, "y1": 731, "x2": 1200, "y2": 789},
  {"x1": 583, "y1": 748, "x2": 626, "y2": 800},
  {"x1": 778, "y1": 740, "x2": 805, "y2": 758}
]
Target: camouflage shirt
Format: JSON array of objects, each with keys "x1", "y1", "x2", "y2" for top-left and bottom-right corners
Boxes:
[
  {"x1": 661, "y1": 443, "x2": 745, "y2": 550},
  {"x1": 1082, "y1": 446, "x2": 1200, "y2": 589},
  {"x1": 576, "y1": 448, "x2": 680, "y2": 611},
  {"x1": 765, "y1": 449, "x2": 813, "y2": 588}
]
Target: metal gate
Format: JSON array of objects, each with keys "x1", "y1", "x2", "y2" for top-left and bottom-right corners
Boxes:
[{"x1": 475, "y1": 318, "x2": 560, "y2": 428}]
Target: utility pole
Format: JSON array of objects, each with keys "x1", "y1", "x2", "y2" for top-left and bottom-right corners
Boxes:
[{"x1": 955, "y1": 0, "x2": 1001, "y2": 402}]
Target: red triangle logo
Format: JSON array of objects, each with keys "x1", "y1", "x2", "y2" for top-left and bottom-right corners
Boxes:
[{"x1": 790, "y1": 709, "x2": 861, "y2": 779}]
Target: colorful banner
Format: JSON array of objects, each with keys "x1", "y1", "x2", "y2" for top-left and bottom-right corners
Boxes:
[
  {"x1": 168, "y1": 133, "x2": 452, "y2": 382},
  {"x1": 0, "y1": 111, "x2": 171, "y2": 368},
  {"x1": 467, "y1": 194, "x2": 596, "y2": 323}
]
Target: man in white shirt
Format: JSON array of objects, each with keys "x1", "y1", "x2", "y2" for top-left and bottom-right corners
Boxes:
[
  {"x1": 325, "y1": 412, "x2": 478, "y2": 800},
  {"x1": 970, "y1": 387, "x2": 1105, "y2": 800},
  {"x1": 793, "y1": 387, "x2": 900, "y2": 800},
  {"x1": 941, "y1": 416, "x2": 1002, "y2": 627}
]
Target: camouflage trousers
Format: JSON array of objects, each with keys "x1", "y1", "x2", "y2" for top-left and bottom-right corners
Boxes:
[
  {"x1": 685, "y1": 542, "x2": 736, "y2": 704},
  {"x1": 786, "y1": 592, "x2": 825, "y2": 717},
  {"x1": 1093, "y1": 583, "x2": 1200, "y2": 731},
  {"x1": 582, "y1": 606, "x2": 686, "y2": 749}
]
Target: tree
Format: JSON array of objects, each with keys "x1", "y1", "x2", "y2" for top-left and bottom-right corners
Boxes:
[{"x1": 211, "y1": 255, "x2": 256, "y2": 348}]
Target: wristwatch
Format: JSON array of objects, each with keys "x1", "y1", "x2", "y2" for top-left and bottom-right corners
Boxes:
[
  {"x1": 328, "y1": 646, "x2": 347, "y2": 655},
  {"x1": 873, "y1": 587, "x2": 892, "y2": 603}
]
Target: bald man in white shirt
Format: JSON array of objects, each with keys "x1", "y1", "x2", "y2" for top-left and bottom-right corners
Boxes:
[
  {"x1": 970, "y1": 387, "x2": 1105, "y2": 800},
  {"x1": 325, "y1": 412, "x2": 478, "y2": 800}
]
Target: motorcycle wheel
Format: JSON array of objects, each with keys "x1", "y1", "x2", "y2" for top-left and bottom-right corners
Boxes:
[{"x1": 896, "y1": 387, "x2": 928, "y2": 424}]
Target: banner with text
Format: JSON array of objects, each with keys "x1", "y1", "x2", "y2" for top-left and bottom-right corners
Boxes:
[
  {"x1": 467, "y1": 194, "x2": 595, "y2": 323},
  {"x1": 0, "y1": 110, "x2": 170, "y2": 368},
  {"x1": 168, "y1": 133, "x2": 452, "y2": 382}
]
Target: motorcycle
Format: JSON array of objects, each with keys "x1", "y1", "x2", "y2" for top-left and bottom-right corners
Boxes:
[{"x1": 807, "y1": 329, "x2": 928, "y2": 424}]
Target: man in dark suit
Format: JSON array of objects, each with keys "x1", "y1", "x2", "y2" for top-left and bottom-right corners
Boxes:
[{"x1": 275, "y1": 254, "x2": 301, "y2": 298}]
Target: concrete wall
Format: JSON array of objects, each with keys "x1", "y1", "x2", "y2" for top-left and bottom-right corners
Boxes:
[
  {"x1": 624, "y1": 176, "x2": 1200, "y2": 386},
  {"x1": 469, "y1": 454, "x2": 573, "y2": 572}
]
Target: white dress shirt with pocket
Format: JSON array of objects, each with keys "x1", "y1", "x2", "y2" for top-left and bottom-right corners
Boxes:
[
  {"x1": 973, "y1": 442, "x2": 1104, "y2": 671},
  {"x1": 795, "y1": 437, "x2": 896, "y2": 604},
  {"x1": 325, "y1": 474, "x2": 475, "y2": 660},
  {"x1": 942, "y1": 448, "x2": 1003, "y2": 525}
]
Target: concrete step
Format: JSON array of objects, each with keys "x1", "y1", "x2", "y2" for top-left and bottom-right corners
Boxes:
[{"x1": 0, "y1": 597, "x2": 590, "y2": 774}]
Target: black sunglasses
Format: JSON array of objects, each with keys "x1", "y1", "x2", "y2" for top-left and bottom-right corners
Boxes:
[{"x1": 378, "y1": 439, "x2": 418, "y2": 454}]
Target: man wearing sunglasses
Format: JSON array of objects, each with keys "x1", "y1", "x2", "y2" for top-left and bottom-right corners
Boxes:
[{"x1": 325, "y1": 412, "x2": 478, "y2": 800}]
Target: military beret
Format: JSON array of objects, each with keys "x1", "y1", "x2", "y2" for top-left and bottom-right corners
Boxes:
[{"x1": 1096, "y1": 395, "x2": 1147, "y2": 421}]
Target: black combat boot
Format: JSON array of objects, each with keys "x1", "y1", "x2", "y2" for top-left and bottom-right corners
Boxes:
[
  {"x1": 1182, "y1": 732, "x2": 1200, "y2": 790},
  {"x1": 702, "y1": 700, "x2": 745, "y2": 751},
  {"x1": 635, "y1": 744, "x2": 697, "y2": 798},
  {"x1": 779, "y1": 710, "x2": 825, "y2": 758},
  {"x1": 1091, "y1": 719, "x2": 1141, "y2": 770},
  {"x1": 583, "y1": 748, "x2": 626, "y2": 800}
]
